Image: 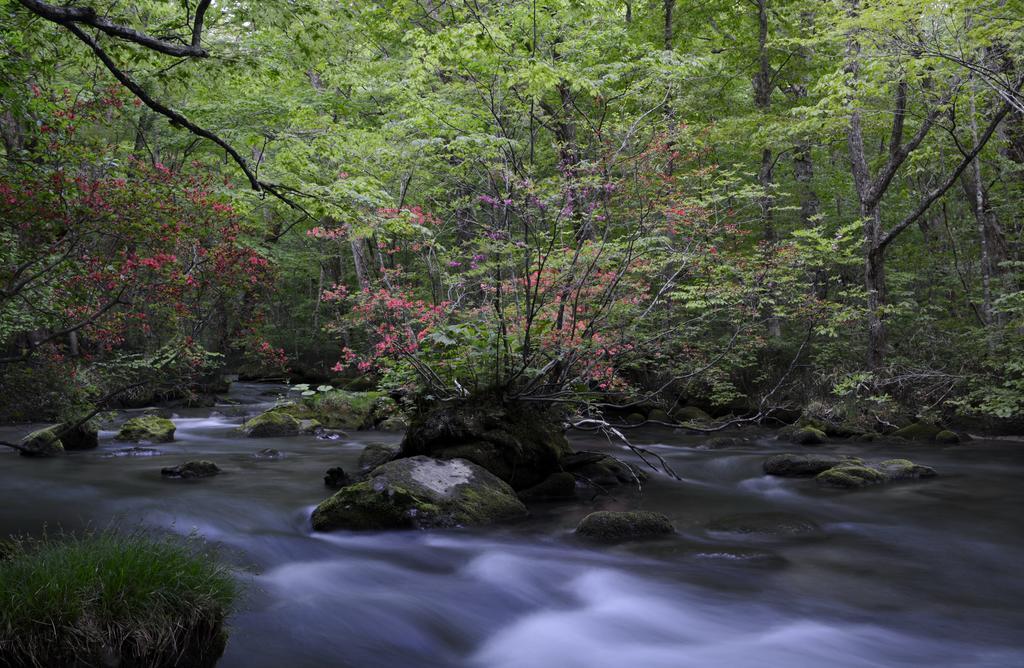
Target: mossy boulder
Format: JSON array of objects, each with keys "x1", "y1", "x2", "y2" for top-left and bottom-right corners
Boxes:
[
  {"x1": 816, "y1": 465, "x2": 887, "y2": 488},
  {"x1": 161, "y1": 461, "x2": 221, "y2": 479},
  {"x1": 311, "y1": 456, "x2": 528, "y2": 531},
  {"x1": 878, "y1": 459, "x2": 938, "y2": 481},
  {"x1": 816, "y1": 459, "x2": 937, "y2": 489},
  {"x1": 17, "y1": 425, "x2": 65, "y2": 458},
  {"x1": 705, "y1": 512, "x2": 821, "y2": 537},
  {"x1": 674, "y1": 406, "x2": 712, "y2": 422},
  {"x1": 279, "y1": 390, "x2": 389, "y2": 430},
  {"x1": 357, "y1": 443, "x2": 400, "y2": 474},
  {"x1": 239, "y1": 410, "x2": 301, "y2": 438},
  {"x1": 624, "y1": 412, "x2": 646, "y2": 425},
  {"x1": 892, "y1": 421, "x2": 942, "y2": 441},
  {"x1": 559, "y1": 452, "x2": 646, "y2": 488},
  {"x1": 935, "y1": 430, "x2": 960, "y2": 444},
  {"x1": 701, "y1": 436, "x2": 746, "y2": 449},
  {"x1": 575, "y1": 511, "x2": 675, "y2": 543},
  {"x1": 116, "y1": 416, "x2": 176, "y2": 443},
  {"x1": 647, "y1": 408, "x2": 671, "y2": 423},
  {"x1": 401, "y1": 399, "x2": 572, "y2": 490},
  {"x1": 763, "y1": 453, "x2": 862, "y2": 477},
  {"x1": 518, "y1": 472, "x2": 577, "y2": 502},
  {"x1": 790, "y1": 426, "x2": 827, "y2": 445}
]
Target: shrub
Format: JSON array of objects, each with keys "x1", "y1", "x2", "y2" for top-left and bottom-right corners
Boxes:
[{"x1": 0, "y1": 529, "x2": 238, "y2": 668}]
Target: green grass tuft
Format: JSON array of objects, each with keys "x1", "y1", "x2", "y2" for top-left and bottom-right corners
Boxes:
[{"x1": 0, "y1": 529, "x2": 238, "y2": 668}]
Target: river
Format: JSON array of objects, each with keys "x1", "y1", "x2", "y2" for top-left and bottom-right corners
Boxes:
[{"x1": 1, "y1": 382, "x2": 1023, "y2": 667}]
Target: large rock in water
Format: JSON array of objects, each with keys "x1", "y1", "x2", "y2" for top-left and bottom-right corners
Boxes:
[
  {"x1": 115, "y1": 416, "x2": 176, "y2": 443},
  {"x1": 311, "y1": 456, "x2": 528, "y2": 531},
  {"x1": 400, "y1": 400, "x2": 571, "y2": 490},
  {"x1": 162, "y1": 461, "x2": 221, "y2": 479},
  {"x1": 816, "y1": 459, "x2": 937, "y2": 489},
  {"x1": 17, "y1": 425, "x2": 65, "y2": 457}
]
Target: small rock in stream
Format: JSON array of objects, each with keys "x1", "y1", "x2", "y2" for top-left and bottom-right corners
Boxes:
[
  {"x1": 161, "y1": 460, "x2": 221, "y2": 479},
  {"x1": 575, "y1": 511, "x2": 675, "y2": 543}
]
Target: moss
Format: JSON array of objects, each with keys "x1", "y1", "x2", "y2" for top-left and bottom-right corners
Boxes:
[
  {"x1": 116, "y1": 416, "x2": 176, "y2": 443},
  {"x1": 791, "y1": 426, "x2": 827, "y2": 445},
  {"x1": 575, "y1": 511, "x2": 675, "y2": 543},
  {"x1": 625, "y1": 412, "x2": 646, "y2": 424},
  {"x1": 935, "y1": 430, "x2": 960, "y2": 444},
  {"x1": 892, "y1": 421, "x2": 942, "y2": 441},
  {"x1": 0, "y1": 530, "x2": 236, "y2": 668},
  {"x1": 239, "y1": 410, "x2": 300, "y2": 437},
  {"x1": 309, "y1": 390, "x2": 384, "y2": 429},
  {"x1": 18, "y1": 425, "x2": 65, "y2": 457},
  {"x1": 816, "y1": 465, "x2": 887, "y2": 488},
  {"x1": 647, "y1": 408, "x2": 671, "y2": 423}
]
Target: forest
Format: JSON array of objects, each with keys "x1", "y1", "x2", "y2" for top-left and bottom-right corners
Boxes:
[{"x1": 1, "y1": 1, "x2": 1023, "y2": 667}]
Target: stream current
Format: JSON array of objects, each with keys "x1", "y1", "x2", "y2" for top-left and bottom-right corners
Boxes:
[{"x1": 1, "y1": 382, "x2": 1023, "y2": 667}]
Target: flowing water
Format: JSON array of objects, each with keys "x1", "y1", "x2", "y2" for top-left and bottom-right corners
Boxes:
[{"x1": 2, "y1": 383, "x2": 1023, "y2": 667}]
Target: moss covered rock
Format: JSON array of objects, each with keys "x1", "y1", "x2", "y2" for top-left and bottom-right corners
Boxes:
[
  {"x1": 239, "y1": 410, "x2": 302, "y2": 437},
  {"x1": 575, "y1": 511, "x2": 675, "y2": 543},
  {"x1": 763, "y1": 453, "x2": 861, "y2": 477},
  {"x1": 161, "y1": 461, "x2": 221, "y2": 479},
  {"x1": 401, "y1": 399, "x2": 572, "y2": 490},
  {"x1": 892, "y1": 422, "x2": 942, "y2": 441},
  {"x1": 790, "y1": 426, "x2": 827, "y2": 445},
  {"x1": 17, "y1": 425, "x2": 65, "y2": 457},
  {"x1": 816, "y1": 465, "x2": 887, "y2": 488},
  {"x1": 877, "y1": 459, "x2": 938, "y2": 480},
  {"x1": 674, "y1": 406, "x2": 712, "y2": 422},
  {"x1": 116, "y1": 416, "x2": 176, "y2": 443},
  {"x1": 935, "y1": 430, "x2": 960, "y2": 444},
  {"x1": 647, "y1": 408, "x2": 671, "y2": 423},
  {"x1": 814, "y1": 458, "x2": 938, "y2": 489},
  {"x1": 625, "y1": 412, "x2": 646, "y2": 425},
  {"x1": 311, "y1": 456, "x2": 528, "y2": 531},
  {"x1": 279, "y1": 390, "x2": 388, "y2": 430}
]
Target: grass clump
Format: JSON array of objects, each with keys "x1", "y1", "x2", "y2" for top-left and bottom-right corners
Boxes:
[{"x1": 0, "y1": 529, "x2": 237, "y2": 668}]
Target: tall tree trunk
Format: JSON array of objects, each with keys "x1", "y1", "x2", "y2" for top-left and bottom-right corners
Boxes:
[{"x1": 753, "y1": 0, "x2": 781, "y2": 337}]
